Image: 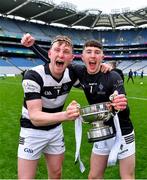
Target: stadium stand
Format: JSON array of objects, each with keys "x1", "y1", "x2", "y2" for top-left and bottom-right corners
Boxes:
[{"x1": 0, "y1": 1, "x2": 147, "y2": 76}]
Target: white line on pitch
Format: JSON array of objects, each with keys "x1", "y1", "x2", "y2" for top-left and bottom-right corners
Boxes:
[{"x1": 128, "y1": 97, "x2": 147, "y2": 101}]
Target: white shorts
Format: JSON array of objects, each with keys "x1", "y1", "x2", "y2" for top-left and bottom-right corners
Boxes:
[
  {"x1": 92, "y1": 130, "x2": 135, "y2": 159},
  {"x1": 18, "y1": 125, "x2": 65, "y2": 160}
]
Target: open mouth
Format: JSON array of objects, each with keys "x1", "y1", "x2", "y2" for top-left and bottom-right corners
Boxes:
[
  {"x1": 89, "y1": 61, "x2": 96, "y2": 68},
  {"x1": 89, "y1": 61, "x2": 96, "y2": 65},
  {"x1": 56, "y1": 60, "x2": 64, "y2": 67}
]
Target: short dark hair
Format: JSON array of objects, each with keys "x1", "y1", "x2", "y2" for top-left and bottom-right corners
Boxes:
[
  {"x1": 83, "y1": 40, "x2": 103, "y2": 50},
  {"x1": 51, "y1": 35, "x2": 73, "y2": 48}
]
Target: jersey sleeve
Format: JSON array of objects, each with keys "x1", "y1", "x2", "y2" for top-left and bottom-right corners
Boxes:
[
  {"x1": 109, "y1": 71, "x2": 126, "y2": 95},
  {"x1": 112, "y1": 68, "x2": 124, "y2": 82},
  {"x1": 31, "y1": 43, "x2": 49, "y2": 63},
  {"x1": 73, "y1": 79, "x2": 80, "y2": 87},
  {"x1": 70, "y1": 63, "x2": 82, "y2": 88},
  {"x1": 22, "y1": 70, "x2": 43, "y2": 100}
]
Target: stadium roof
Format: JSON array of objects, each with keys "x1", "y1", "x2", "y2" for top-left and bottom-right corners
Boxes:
[{"x1": 0, "y1": 0, "x2": 147, "y2": 30}]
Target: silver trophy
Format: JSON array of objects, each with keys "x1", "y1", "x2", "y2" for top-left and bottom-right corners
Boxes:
[{"x1": 80, "y1": 102, "x2": 115, "y2": 142}]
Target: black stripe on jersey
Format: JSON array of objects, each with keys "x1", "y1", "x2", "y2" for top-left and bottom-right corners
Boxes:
[
  {"x1": 25, "y1": 92, "x2": 41, "y2": 101},
  {"x1": 23, "y1": 70, "x2": 43, "y2": 88},
  {"x1": 20, "y1": 117, "x2": 61, "y2": 130},
  {"x1": 42, "y1": 81, "x2": 72, "y2": 99},
  {"x1": 23, "y1": 98, "x2": 27, "y2": 109},
  {"x1": 42, "y1": 106, "x2": 64, "y2": 113}
]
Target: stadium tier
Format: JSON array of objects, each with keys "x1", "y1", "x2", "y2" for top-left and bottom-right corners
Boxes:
[{"x1": 0, "y1": 16, "x2": 147, "y2": 76}]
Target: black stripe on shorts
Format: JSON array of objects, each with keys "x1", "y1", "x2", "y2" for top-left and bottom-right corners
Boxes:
[
  {"x1": 19, "y1": 136, "x2": 25, "y2": 145},
  {"x1": 124, "y1": 133, "x2": 135, "y2": 144}
]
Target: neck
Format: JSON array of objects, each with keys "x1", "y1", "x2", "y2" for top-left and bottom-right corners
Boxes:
[
  {"x1": 49, "y1": 64, "x2": 62, "y2": 79},
  {"x1": 87, "y1": 66, "x2": 101, "y2": 75}
]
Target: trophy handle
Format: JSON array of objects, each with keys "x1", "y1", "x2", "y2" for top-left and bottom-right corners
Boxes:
[{"x1": 82, "y1": 119, "x2": 90, "y2": 124}]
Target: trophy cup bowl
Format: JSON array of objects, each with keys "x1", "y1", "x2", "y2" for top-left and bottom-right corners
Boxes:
[{"x1": 80, "y1": 102, "x2": 115, "y2": 142}]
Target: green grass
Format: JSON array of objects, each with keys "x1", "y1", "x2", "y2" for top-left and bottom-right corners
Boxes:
[{"x1": 0, "y1": 75, "x2": 147, "y2": 179}]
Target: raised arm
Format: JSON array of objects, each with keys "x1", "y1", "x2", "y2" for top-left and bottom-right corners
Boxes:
[{"x1": 21, "y1": 33, "x2": 49, "y2": 63}]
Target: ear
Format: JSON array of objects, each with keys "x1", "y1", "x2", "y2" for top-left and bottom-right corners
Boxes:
[
  {"x1": 69, "y1": 54, "x2": 74, "y2": 63},
  {"x1": 101, "y1": 54, "x2": 104, "y2": 60},
  {"x1": 81, "y1": 54, "x2": 84, "y2": 62},
  {"x1": 48, "y1": 50, "x2": 51, "y2": 58}
]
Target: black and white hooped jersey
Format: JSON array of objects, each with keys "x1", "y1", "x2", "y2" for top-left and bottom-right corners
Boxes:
[
  {"x1": 72, "y1": 64, "x2": 134, "y2": 136},
  {"x1": 20, "y1": 63, "x2": 78, "y2": 130}
]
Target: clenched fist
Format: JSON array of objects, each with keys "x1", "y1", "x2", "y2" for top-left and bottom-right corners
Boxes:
[
  {"x1": 66, "y1": 100, "x2": 80, "y2": 120},
  {"x1": 21, "y1": 33, "x2": 35, "y2": 47}
]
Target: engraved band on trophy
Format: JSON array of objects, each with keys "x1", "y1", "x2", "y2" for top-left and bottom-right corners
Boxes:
[{"x1": 80, "y1": 102, "x2": 115, "y2": 143}]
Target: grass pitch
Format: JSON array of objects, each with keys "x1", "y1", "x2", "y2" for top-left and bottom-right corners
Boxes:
[{"x1": 0, "y1": 75, "x2": 147, "y2": 179}]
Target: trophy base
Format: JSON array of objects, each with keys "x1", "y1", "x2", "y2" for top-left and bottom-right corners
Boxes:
[{"x1": 87, "y1": 126, "x2": 115, "y2": 143}]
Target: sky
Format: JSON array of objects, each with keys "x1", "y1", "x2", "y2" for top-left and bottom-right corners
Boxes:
[{"x1": 54, "y1": 0, "x2": 147, "y2": 13}]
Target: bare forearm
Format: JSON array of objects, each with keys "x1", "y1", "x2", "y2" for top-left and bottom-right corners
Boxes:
[
  {"x1": 28, "y1": 100, "x2": 80, "y2": 126},
  {"x1": 29, "y1": 111, "x2": 68, "y2": 126}
]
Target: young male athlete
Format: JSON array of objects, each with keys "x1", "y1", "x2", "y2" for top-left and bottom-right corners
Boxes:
[
  {"x1": 77, "y1": 40, "x2": 135, "y2": 179},
  {"x1": 18, "y1": 35, "x2": 80, "y2": 179},
  {"x1": 21, "y1": 34, "x2": 132, "y2": 179}
]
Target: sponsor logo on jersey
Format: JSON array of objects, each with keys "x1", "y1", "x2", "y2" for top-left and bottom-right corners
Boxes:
[
  {"x1": 95, "y1": 144, "x2": 99, "y2": 149},
  {"x1": 44, "y1": 91, "x2": 52, "y2": 95},
  {"x1": 23, "y1": 80, "x2": 40, "y2": 93}
]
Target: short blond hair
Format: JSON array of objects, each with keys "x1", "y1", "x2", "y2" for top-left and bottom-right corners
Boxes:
[{"x1": 51, "y1": 35, "x2": 73, "y2": 48}]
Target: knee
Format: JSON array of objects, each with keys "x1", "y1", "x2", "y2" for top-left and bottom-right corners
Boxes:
[{"x1": 49, "y1": 168, "x2": 62, "y2": 179}]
